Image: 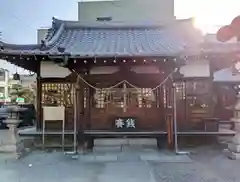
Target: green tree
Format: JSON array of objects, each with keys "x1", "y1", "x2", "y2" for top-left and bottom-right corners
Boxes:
[{"x1": 10, "y1": 84, "x2": 36, "y2": 104}]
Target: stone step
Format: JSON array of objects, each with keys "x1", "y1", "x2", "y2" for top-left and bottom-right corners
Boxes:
[
  {"x1": 94, "y1": 138, "x2": 128, "y2": 146},
  {"x1": 93, "y1": 146, "x2": 122, "y2": 152},
  {"x1": 128, "y1": 138, "x2": 157, "y2": 146},
  {"x1": 94, "y1": 138, "x2": 157, "y2": 147}
]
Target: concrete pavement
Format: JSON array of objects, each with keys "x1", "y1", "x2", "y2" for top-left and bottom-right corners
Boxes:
[{"x1": 1, "y1": 146, "x2": 240, "y2": 182}]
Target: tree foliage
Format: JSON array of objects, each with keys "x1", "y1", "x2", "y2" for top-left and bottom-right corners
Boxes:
[{"x1": 10, "y1": 83, "x2": 36, "y2": 104}]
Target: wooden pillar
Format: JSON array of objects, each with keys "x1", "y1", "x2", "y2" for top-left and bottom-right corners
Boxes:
[
  {"x1": 76, "y1": 73, "x2": 85, "y2": 145},
  {"x1": 85, "y1": 84, "x2": 94, "y2": 149},
  {"x1": 166, "y1": 83, "x2": 174, "y2": 149},
  {"x1": 85, "y1": 86, "x2": 92, "y2": 129},
  {"x1": 36, "y1": 62, "x2": 42, "y2": 130},
  {"x1": 209, "y1": 58, "x2": 215, "y2": 117},
  {"x1": 84, "y1": 68, "x2": 91, "y2": 130},
  {"x1": 166, "y1": 113, "x2": 174, "y2": 149}
]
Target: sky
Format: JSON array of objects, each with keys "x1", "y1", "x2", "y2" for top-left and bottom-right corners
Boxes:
[{"x1": 0, "y1": 0, "x2": 240, "y2": 73}]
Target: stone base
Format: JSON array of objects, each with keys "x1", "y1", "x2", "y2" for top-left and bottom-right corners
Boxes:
[
  {"x1": 223, "y1": 148, "x2": 240, "y2": 160},
  {"x1": 228, "y1": 143, "x2": 240, "y2": 153},
  {"x1": 0, "y1": 141, "x2": 25, "y2": 159},
  {"x1": 223, "y1": 142, "x2": 240, "y2": 160},
  {"x1": 0, "y1": 145, "x2": 17, "y2": 153}
]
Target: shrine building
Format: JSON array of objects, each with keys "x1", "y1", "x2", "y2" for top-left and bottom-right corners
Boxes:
[{"x1": 0, "y1": 0, "x2": 239, "y2": 149}]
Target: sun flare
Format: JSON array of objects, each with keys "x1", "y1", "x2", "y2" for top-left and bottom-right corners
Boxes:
[
  {"x1": 193, "y1": 17, "x2": 214, "y2": 34},
  {"x1": 177, "y1": 0, "x2": 240, "y2": 34}
]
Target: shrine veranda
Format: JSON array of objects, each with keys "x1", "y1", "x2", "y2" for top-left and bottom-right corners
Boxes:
[{"x1": 0, "y1": 18, "x2": 238, "y2": 148}]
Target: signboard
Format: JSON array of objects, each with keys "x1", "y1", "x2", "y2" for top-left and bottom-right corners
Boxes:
[
  {"x1": 114, "y1": 117, "x2": 136, "y2": 130},
  {"x1": 0, "y1": 93, "x2": 4, "y2": 98},
  {"x1": 16, "y1": 97, "x2": 25, "y2": 103}
]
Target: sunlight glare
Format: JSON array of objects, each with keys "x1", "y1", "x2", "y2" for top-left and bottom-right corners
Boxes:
[{"x1": 176, "y1": 0, "x2": 240, "y2": 33}]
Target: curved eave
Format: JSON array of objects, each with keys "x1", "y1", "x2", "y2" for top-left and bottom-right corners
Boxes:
[
  {"x1": 181, "y1": 42, "x2": 240, "y2": 57},
  {"x1": 0, "y1": 41, "x2": 40, "y2": 50},
  {"x1": 0, "y1": 56, "x2": 39, "y2": 73}
]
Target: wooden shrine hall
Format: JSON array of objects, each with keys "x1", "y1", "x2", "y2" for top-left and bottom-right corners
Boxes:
[{"x1": 0, "y1": 17, "x2": 238, "y2": 148}]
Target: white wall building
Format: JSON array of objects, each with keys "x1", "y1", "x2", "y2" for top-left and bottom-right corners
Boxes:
[
  {"x1": 0, "y1": 69, "x2": 9, "y2": 99},
  {"x1": 78, "y1": 0, "x2": 175, "y2": 23},
  {"x1": 38, "y1": 0, "x2": 175, "y2": 44}
]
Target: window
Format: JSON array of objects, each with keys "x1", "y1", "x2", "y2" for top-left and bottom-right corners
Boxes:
[
  {"x1": 185, "y1": 81, "x2": 211, "y2": 109},
  {"x1": 186, "y1": 81, "x2": 209, "y2": 95},
  {"x1": 0, "y1": 87, "x2": 4, "y2": 98},
  {"x1": 96, "y1": 17, "x2": 112, "y2": 21},
  {"x1": 0, "y1": 70, "x2": 5, "y2": 81},
  {"x1": 42, "y1": 83, "x2": 73, "y2": 107}
]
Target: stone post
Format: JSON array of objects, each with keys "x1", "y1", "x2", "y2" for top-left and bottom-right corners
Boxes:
[
  {"x1": 225, "y1": 94, "x2": 240, "y2": 159},
  {"x1": 1, "y1": 105, "x2": 27, "y2": 159}
]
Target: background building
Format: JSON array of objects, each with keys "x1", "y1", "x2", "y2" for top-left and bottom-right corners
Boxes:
[
  {"x1": 0, "y1": 69, "x2": 9, "y2": 100},
  {"x1": 37, "y1": 0, "x2": 175, "y2": 43},
  {"x1": 78, "y1": 0, "x2": 175, "y2": 23}
]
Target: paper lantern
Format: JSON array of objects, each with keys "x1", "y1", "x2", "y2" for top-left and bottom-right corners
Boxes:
[
  {"x1": 216, "y1": 25, "x2": 234, "y2": 42},
  {"x1": 231, "y1": 16, "x2": 240, "y2": 29},
  {"x1": 230, "y1": 16, "x2": 240, "y2": 38}
]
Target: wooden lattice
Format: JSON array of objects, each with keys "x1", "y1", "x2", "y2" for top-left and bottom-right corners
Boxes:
[
  {"x1": 94, "y1": 88, "x2": 157, "y2": 109},
  {"x1": 41, "y1": 83, "x2": 74, "y2": 107},
  {"x1": 175, "y1": 82, "x2": 186, "y2": 100},
  {"x1": 94, "y1": 89, "x2": 106, "y2": 108},
  {"x1": 137, "y1": 88, "x2": 154, "y2": 108}
]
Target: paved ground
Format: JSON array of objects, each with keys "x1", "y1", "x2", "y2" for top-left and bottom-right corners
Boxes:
[{"x1": 1, "y1": 146, "x2": 240, "y2": 182}]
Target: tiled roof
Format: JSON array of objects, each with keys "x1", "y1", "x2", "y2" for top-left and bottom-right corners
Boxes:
[
  {"x1": 43, "y1": 18, "x2": 203, "y2": 57},
  {"x1": 184, "y1": 34, "x2": 240, "y2": 56},
  {"x1": 0, "y1": 18, "x2": 203, "y2": 58}
]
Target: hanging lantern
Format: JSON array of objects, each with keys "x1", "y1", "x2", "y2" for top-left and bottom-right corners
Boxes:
[
  {"x1": 216, "y1": 25, "x2": 234, "y2": 42},
  {"x1": 13, "y1": 72, "x2": 20, "y2": 80}
]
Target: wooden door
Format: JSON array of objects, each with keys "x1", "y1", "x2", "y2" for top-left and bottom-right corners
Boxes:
[{"x1": 175, "y1": 80, "x2": 213, "y2": 131}]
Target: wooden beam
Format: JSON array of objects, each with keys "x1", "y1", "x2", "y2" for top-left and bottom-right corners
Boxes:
[
  {"x1": 40, "y1": 77, "x2": 75, "y2": 83},
  {"x1": 70, "y1": 56, "x2": 177, "y2": 67},
  {"x1": 82, "y1": 73, "x2": 169, "y2": 88}
]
